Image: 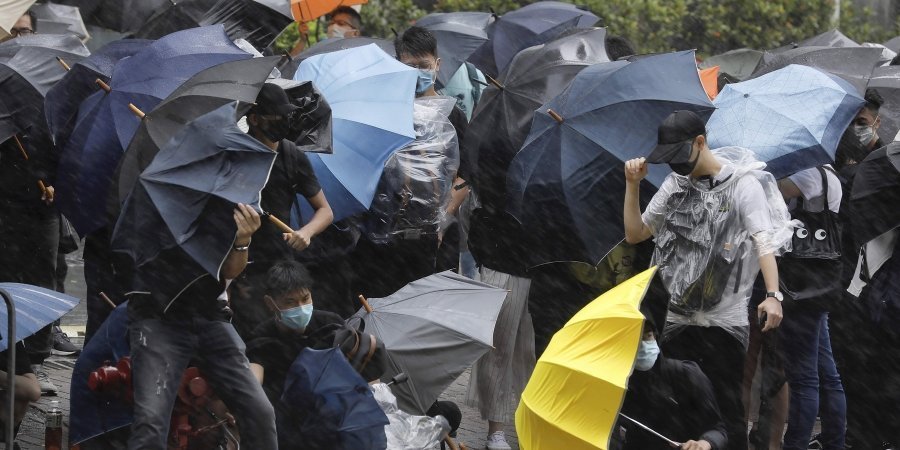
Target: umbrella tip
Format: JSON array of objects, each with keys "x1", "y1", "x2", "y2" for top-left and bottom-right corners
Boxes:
[
  {"x1": 548, "y1": 109, "x2": 564, "y2": 124},
  {"x1": 95, "y1": 78, "x2": 111, "y2": 93}
]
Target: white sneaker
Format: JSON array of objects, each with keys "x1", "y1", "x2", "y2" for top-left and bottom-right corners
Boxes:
[
  {"x1": 31, "y1": 364, "x2": 58, "y2": 395},
  {"x1": 486, "y1": 431, "x2": 512, "y2": 450}
]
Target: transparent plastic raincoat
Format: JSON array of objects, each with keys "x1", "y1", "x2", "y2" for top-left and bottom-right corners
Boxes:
[
  {"x1": 370, "y1": 383, "x2": 450, "y2": 450},
  {"x1": 644, "y1": 147, "x2": 796, "y2": 346}
]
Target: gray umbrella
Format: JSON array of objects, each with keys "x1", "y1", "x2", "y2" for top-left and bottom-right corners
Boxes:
[
  {"x1": 699, "y1": 48, "x2": 763, "y2": 81},
  {"x1": 350, "y1": 271, "x2": 508, "y2": 415},
  {"x1": 751, "y1": 46, "x2": 882, "y2": 95},
  {"x1": 868, "y1": 65, "x2": 900, "y2": 142},
  {"x1": 31, "y1": 3, "x2": 89, "y2": 41}
]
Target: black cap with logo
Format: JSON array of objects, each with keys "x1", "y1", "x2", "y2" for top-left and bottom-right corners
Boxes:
[{"x1": 645, "y1": 110, "x2": 707, "y2": 164}]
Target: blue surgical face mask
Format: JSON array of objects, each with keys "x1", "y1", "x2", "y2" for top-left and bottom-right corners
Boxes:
[
  {"x1": 415, "y1": 68, "x2": 435, "y2": 94},
  {"x1": 634, "y1": 339, "x2": 660, "y2": 371},
  {"x1": 280, "y1": 303, "x2": 314, "y2": 330}
]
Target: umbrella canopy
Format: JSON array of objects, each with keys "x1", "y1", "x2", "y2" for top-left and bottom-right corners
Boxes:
[
  {"x1": 54, "y1": 0, "x2": 171, "y2": 33},
  {"x1": 699, "y1": 48, "x2": 763, "y2": 81},
  {"x1": 293, "y1": 43, "x2": 417, "y2": 221},
  {"x1": 350, "y1": 271, "x2": 508, "y2": 414},
  {"x1": 751, "y1": 46, "x2": 882, "y2": 95},
  {"x1": 850, "y1": 142, "x2": 900, "y2": 247},
  {"x1": 45, "y1": 38, "x2": 150, "y2": 147},
  {"x1": 700, "y1": 65, "x2": 719, "y2": 100},
  {"x1": 290, "y1": 0, "x2": 367, "y2": 22},
  {"x1": 707, "y1": 64, "x2": 865, "y2": 179},
  {"x1": 797, "y1": 29, "x2": 859, "y2": 48},
  {"x1": 507, "y1": 51, "x2": 715, "y2": 267},
  {"x1": 279, "y1": 37, "x2": 395, "y2": 79},
  {"x1": 112, "y1": 102, "x2": 276, "y2": 278},
  {"x1": 0, "y1": 283, "x2": 79, "y2": 352},
  {"x1": 884, "y1": 35, "x2": 900, "y2": 53},
  {"x1": 267, "y1": 77, "x2": 334, "y2": 153},
  {"x1": 515, "y1": 266, "x2": 659, "y2": 449},
  {"x1": 417, "y1": 11, "x2": 492, "y2": 87},
  {"x1": 467, "y1": 1, "x2": 598, "y2": 77},
  {"x1": 55, "y1": 25, "x2": 250, "y2": 236},
  {"x1": 134, "y1": 0, "x2": 293, "y2": 51},
  {"x1": 0, "y1": 34, "x2": 88, "y2": 142},
  {"x1": 0, "y1": 0, "x2": 34, "y2": 39},
  {"x1": 281, "y1": 347, "x2": 388, "y2": 449},
  {"x1": 867, "y1": 65, "x2": 900, "y2": 143},
  {"x1": 31, "y1": 2, "x2": 89, "y2": 41}
]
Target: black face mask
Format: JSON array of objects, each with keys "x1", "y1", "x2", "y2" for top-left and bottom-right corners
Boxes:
[
  {"x1": 668, "y1": 141, "x2": 699, "y2": 176},
  {"x1": 257, "y1": 116, "x2": 292, "y2": 143}
]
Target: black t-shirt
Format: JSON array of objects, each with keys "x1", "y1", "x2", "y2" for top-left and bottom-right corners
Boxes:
[
  {"x1": 245, "y1": 311, "x2": 344, "y2": 416},
  {"x1": 250, "y1": 140, "x2": 322, "y2": 271},
  {"x1": 0, "y1": 342, "x2": 33, "y2": 376},
  {"x1": 448, "y1": 106, "x2": 470, "y2": 181}
]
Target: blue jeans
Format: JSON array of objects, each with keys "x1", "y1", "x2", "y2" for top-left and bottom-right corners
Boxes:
[
  {"x1": 780, "y1": 309, "x2": 846, "y2": 450},
  {"x1": 128, "y1": 317, "x2": 277, "y2": 449}
]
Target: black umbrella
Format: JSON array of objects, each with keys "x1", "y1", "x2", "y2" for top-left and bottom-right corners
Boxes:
[
  {"x1": 111, "y1": 102, "x2": 277, "y2": 278},
  {"x1": 751, "y1": 46, "x2": 882, "y2": 95},
  {"x1": 0, "y1": 34, "x2": 88, "y2": 143},
  {"x1": 850, "y1": 142, "x2": 900, "y2": 247},
  {"x1": 698, "y1": 48, "x2": 763, "y2": 81},
  {"x1": 267, "y1": 77, "x2": 333, "y2": 154},
  {"x1": 416, "y1": 11, "x2": 492, "y2": 87},
  {"x1": 278, "y1": 37, "x2": 395, "y2": 79},
  {"x1": 54, "y1": 0, "x2": 171, "y2": 33},
  {"x1": 134, "y1": 0, "x2": 294, "y2": 52},
  {"x1": 115, "y1": 56, "x2": 281, "y2": 207},
  {"x1": 867, "y1": 65, "x2": 900, "y2": 143},
  {"x1": 467, "y1": 1, "x2": 598, "y2": 78},
  {"x1": 792, "y1": 29, "x2": 859, "y2": 49},
  {"x1": 884, "y1": 35, "x2": 900, "y2": 53}
]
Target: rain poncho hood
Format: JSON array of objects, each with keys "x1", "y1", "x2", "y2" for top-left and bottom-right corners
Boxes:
[
  {"x1": 651, "y1": 146, "x2": 795, "y2": 346},
  {"x1": 370, "y1": 383, "x2": 450, "y2": 450}
]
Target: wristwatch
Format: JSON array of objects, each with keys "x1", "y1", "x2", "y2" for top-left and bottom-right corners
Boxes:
[{"x1": 766, "y1": 291, "x2": 784, "y2": 302}]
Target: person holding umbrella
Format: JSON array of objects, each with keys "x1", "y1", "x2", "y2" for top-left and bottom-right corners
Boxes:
[{"x1": 624, "y1": 111, "x2": 792, "y2": 450}]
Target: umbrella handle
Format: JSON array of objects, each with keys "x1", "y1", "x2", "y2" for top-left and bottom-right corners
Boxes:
[
  {"x1": 128, "y1": 103, "x2": 145, "y2": 119},
  {"x1": 0, "y1": 289, "x2": 16, "y2": 447},
  {"x1": 99, "y1": 292, "x2": 117, "y2": 310},
  {"x1": 12, "y1": 135, "x2": 28, "y2": 160},
  {"x1": 95, "y1": 78, "x2": 111, "y2": 93},
  {"x1": 358, "y1": 295, "x2": 373, "y2": 313},
  {"x1": 56, "y1": 56, "x2": 71, "y2": 71},
  {"x1": 266, "y1": 214, "x2": 294, "y2": 234},
  {"x1": 444, "y1": 436, "x2": 461, "y2": 450}
]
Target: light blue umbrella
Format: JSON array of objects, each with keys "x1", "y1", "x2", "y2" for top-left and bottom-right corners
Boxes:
[
  {"x1": 0, "y1": 283, "x2": 79, "y2": 352},
  {"x1": 293, "y1": 44, "x2": 417, "y2": 222},
  {"x1": 707, "y1": 64, "x2": 865, "y2": 179}
]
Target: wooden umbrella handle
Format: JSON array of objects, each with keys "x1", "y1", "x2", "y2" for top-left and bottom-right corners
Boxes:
[
  {"x1": 443, "y1": 436, "x2": 461, "y2": 450},
  {"x1": 358, "y1": 295, "x2": 373, "y2": 313},
  {"x1": 266, "y1": 213, "x2": 294, "y2": 233}
]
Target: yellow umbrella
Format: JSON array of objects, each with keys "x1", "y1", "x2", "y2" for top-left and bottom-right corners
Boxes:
[
  {"x1": 515, "y1": 266, "x2": 658, "y2": 449},
  {"x1": 0, "y1": 0, "x2": 35, "y2": 40}
]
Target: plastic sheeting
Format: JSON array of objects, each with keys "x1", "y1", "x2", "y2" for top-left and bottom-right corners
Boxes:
[
  {"x1": 653, "y1": 147, "x2": 796, "y2": 346},
  {"x1": 370, "y1": 383, "x2": 450, "y2": 450},
  {"x1": 366, "y1": 96, "x2": 460, "y2": 242}
]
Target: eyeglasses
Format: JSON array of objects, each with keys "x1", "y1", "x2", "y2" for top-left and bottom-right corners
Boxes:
[
  {"x1": 10, "y1": 28, "x2": 34, "y2": 37},
  {"x1": 327, "y1": 18, "x2": 357, "y2": 30}
]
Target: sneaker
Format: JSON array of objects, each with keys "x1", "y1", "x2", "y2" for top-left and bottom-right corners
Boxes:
[
  {"x1": 486, "y1": 431, "x2": 512, "y2": 450},
  {"x1": 31, "y1": 364, "x2": 58, "y2": 395},
  {"x1": 51, "y1": 326, "x2": 80, "y2": 356}
]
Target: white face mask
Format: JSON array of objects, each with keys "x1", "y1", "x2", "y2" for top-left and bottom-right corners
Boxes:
[
  {"x1": 853, "y1": 124, "x2": 875, "y2": 146},
  {"x1": 327, "y1": 24, "x2": 353, "y2": 39},
  {"x1": 634, "y1": 339, "x2": 660, "y2": 371}
]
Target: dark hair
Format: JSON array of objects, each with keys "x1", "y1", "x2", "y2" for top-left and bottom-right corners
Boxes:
[
  {"x1": 24, "y1": 10, "x2": 37, "y2": 32},
  {"x1": 265, "y1": 260, "x2": 313, "y2": 298},
  {"x1": 865, "y1": 88, "x2": 884, "y2": 113},
  {"x1": 605, "y1": 35, "x2": 636, "y2": 61},
  {"x1": 394, "y1": 26, "x2": 437, "y2": 60},
  {"x1": 330, "y1": 6, "x2": 362, "y2": 32},
  {"x1": 891, "y1": 54, "x2": 900, "y2": 66}
]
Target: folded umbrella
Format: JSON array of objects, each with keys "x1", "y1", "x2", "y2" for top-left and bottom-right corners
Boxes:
[
  {"x1": 515, "y1": 266, "x2": 661, "y2": 449},
  {"x1": 507, "y1": 50, "x2": 715, "y2": 267},
  {"x1": 54, "y1": 0, "x2": 171, "y2": 33},
  {"x1": 867, "y1": 65, "x2": 900, "y2": 143},
  {"x1": 293, "y1": 43, "x2": 417, "y2": 221},
  {"x1": 751, "y1": 46, "x2": 882, "y2": 95},
  {"x1": 55, "y1": 25, "x2": 250, "y2": 237},
  {"x1": 134, "y1": 0, "x2": 293, "y2": 52},
  {"x1": 707, "y1": 64, "x2": 864, "y2": 179},
  {"x1": 467, "y1": 1, "x2": 598, "y2": 77},
  {"x1": 279, "y1": 37, "x2": 395, "y2": 79},
  {"x1": 112, "y1": 102, "x2": 277, "y2": 278},
  {"x1": 350, "y1": 271, "x2": 509, "y2": 415},
  {"x1": 31, "y1": 2, "x2": 89, "y2": 41},
  {"x1": 0, "y1": 283, "x2": 79, "y2": 352},
  {"x1": 417, "y1": 11, "x2": 492, "y2": 87},
  {"x1": 699, "y1": 48, "x2": 763, "y2": 81},
  {"x1": 850, "y1": 142, "x2": 900, "y2": 247}
]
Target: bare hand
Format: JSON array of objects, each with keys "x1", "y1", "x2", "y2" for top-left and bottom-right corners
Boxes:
[
  {"x1": 625, "y1": 158, "x2": 648, "y2": 183},
  {"x1": 233, "y1": 203, "x2": 261, "y2": 244},
  {"x1": 42, "y1": 185, "x2": 55, "y2": 205},
  {"x1": 284, "y1": 228, "x2": 312, "y2": 251},
  {"x1": 681, "y1": 440, "x2": 712, "y2": 450},
  {"x1": 758, "y1": 297, "x2": 783, "y2": 332}
]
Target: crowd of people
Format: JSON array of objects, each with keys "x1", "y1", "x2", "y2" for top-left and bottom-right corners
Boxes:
[{"x1": 2, "y1": 3, "x2": 900, "y2": 450}]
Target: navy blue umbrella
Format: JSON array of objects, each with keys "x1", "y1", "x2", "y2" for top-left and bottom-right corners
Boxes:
[
  {"x1": 281, "y1": 347, "x2": 389, "y2": 450},
  {"x1": 112, "y1": 102, "x2": 276, "y2": 278},
  {"x1": 506, "y1": 51, "x2": 715, "y2": 266},
  {"x1": 467, "y1": 1, "x2": 598, "y2": 77},
  {"x1": 55, "y1": 25, "x2": 250, "y2": 237}
]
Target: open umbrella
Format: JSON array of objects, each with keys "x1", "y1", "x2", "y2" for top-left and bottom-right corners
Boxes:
[
  {"x1": 699, "y1": 48, "x2": 763, "y2": 81},
  {"x1": 467, "y1": 1, "x2": 598, "y2": 77},
  {"x1": 751, "y1": 46, "x2": 882, "y2": 95},
  {"x1": 0, "y1": 0, "x2": 34, "y2": 39},
  {"x1": 281, "y1": 347, "x2": 388, "y2": 450},
  {"x1": 850, "y1": 142, "x2": 900, "y2": 247},
  {"x1": 350, "y1": 271, "x2": 509, "y2": 415},
  {"x1": 112, "y1": 102, "x2": 276, "y2": 278},
  {"x1": 31, "y1": 2, "x2": 89, "y2": 41},
  {"x1": 515, "y1": 266, "x2": 660, "y2": 449},
  {"x1": 417, "y1": 11, "x2": 492, "y2": 87},
  {"x1": 54, "y1": 0, "x2": 171, "y2": 33},
  {"x1": 293, "y1": 43, "x2": 417, "y2": 221},
  {"x1": 0, "y1": 283, "x2": 79, "y2": 352},
  {"x1": 290, "y1": 0, "x2": 367, "y2": 22},
  {"x1": 699, "y1": 65, "x2": 719, "y2": 100},
  {"x1": 867, "y1": 65, "x2": 900, "y2": 143},
  {"x1": 279, "y1": 37, "x2": 395, "y2": 79},
  {"x1": 0, "y1": 34, "x2": 88, "y2": 143},
  {"x1": 796, "y1": 29, "x2": 859, "y2": 49},
  {"x1": 707, "y1": 64, "x2": 864, "y2": 179},
  {"x1": 507, "y1": 51, "x2": 715, "y2": 267},
  {"x1": 134, "y1": 0, "x2": 293, "y2": 51},
  {"x1": 55, "y1": 25, "x2": 250, "y2": 237}
]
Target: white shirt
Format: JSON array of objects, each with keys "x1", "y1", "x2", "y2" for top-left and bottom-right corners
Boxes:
[{"x1": 786, "y1": 166, "x2": 841, "y2": 213}]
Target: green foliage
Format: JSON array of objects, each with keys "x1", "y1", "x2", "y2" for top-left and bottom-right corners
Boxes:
[
  {"x1": 840, "y1": 6, "x2": 896, "y2": 44},
  {"x1": 359, "y1": 0, "x2": 427, "y2": 39},
  {"x1": 273, "y1": 20, "x2": 324, "y2": 54},
  {"x1": 434, "y1": 0, "x2": 522, "y2": 14}
]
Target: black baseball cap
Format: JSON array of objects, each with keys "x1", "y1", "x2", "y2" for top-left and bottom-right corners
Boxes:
[
  {"x1": 645, "y1": 110, "x2": 706, "y2": 164},
  {"x1": 252, "y1": 83, "x2": 299, "y2": 116}
]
